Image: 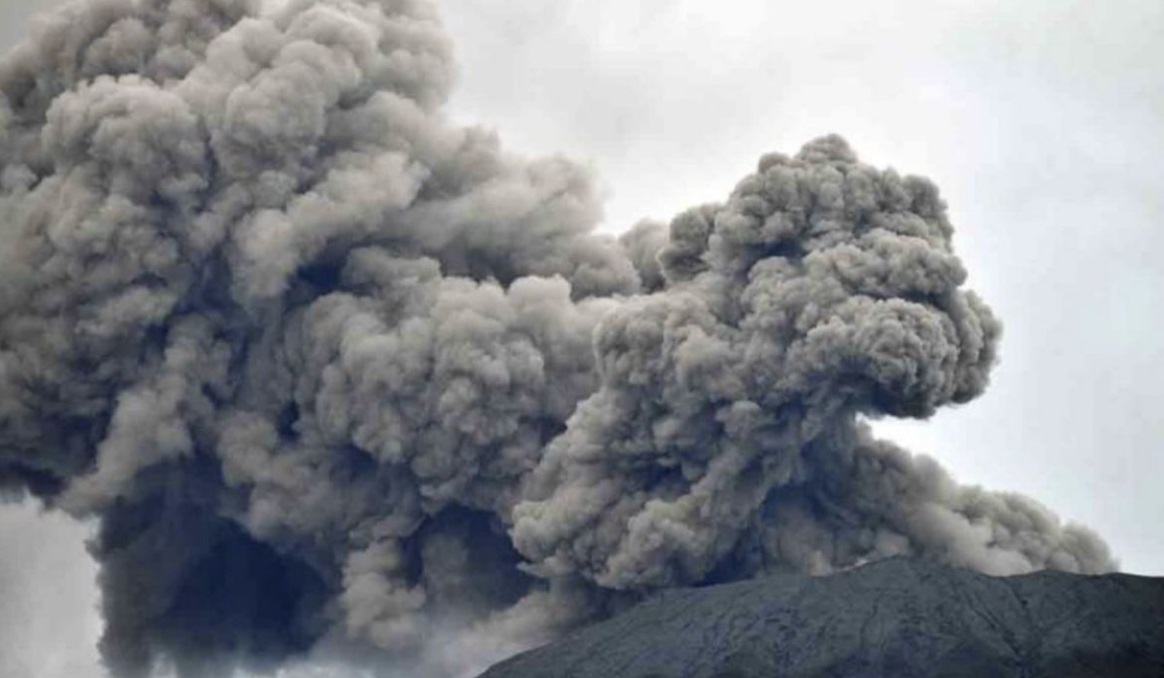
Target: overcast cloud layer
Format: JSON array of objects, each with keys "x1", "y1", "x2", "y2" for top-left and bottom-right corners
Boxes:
[{"x1": 0, "y1": 1, "x2": 1161, "y2": 678}]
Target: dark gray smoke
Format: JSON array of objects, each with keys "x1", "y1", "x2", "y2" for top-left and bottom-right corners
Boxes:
[{"x1": 0, "y1": 0, "x2": 1113, "y2": 676}]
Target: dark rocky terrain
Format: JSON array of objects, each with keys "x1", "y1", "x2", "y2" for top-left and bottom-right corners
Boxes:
[{"x1": 477, "y1": 558, "x2": 1164, "y2": 678}]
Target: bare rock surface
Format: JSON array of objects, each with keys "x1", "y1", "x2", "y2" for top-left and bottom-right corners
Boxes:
[{"x1": 477, "y1": 558, "x2": 1164, "y2": 678}]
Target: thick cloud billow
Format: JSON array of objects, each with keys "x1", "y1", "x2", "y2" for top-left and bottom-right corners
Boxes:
[{"x1": 0, "y1": 0, "x2": 1113, "y2": 676}]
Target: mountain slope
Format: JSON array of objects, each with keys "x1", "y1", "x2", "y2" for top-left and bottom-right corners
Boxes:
[{"x1": 477, "y1": 558, "x2": 1164, "y2": 678}]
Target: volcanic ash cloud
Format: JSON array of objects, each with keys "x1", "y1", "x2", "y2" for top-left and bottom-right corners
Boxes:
[{"x1": 0, "y1": 0, "x2": 1113, "y2": 676}]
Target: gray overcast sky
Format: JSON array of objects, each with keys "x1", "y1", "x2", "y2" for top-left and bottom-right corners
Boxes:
[{"x1": 1, "y1": 0, "x2": 1161, "y2": 676}]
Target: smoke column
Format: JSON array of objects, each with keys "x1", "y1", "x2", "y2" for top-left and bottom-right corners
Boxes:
[{"x1": 0, "y1": 0, "x2": 1113, "y2": 676}]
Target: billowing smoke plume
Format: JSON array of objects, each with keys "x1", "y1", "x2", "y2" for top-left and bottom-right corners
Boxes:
[{"x1": 0, "y1": 0, "x2": 1113, "y2": 676}]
